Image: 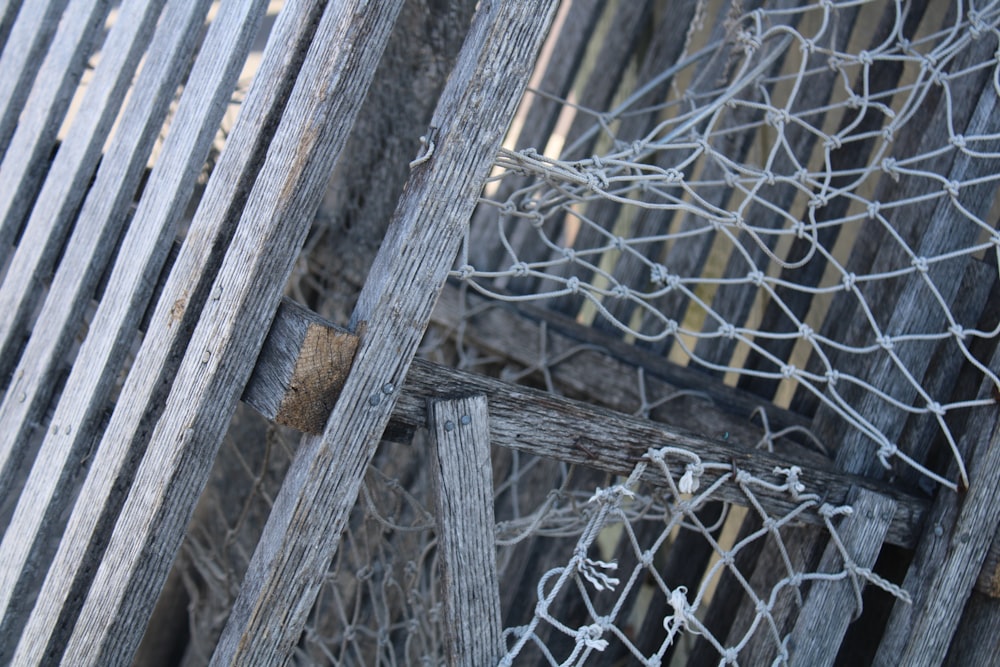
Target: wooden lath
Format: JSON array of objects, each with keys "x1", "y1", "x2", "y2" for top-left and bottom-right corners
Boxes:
[{"x1": 1, "y1": 0, "x2": 999, "y2": 664}]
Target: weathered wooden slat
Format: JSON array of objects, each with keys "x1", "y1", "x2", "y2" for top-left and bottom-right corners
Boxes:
[
  {"x1": 6, "y1": 0, "x2": 293, "y2": 660},
  {"x1": 785, "y1": 487, "x2": 896, "y2": 667},
  {"x1": 943, "y1": 593, "x2": 1000, "y2": 665},
  {"x1": 392, "y1": 357, "x2": 925, "y2": 549},
  {"x1": 0, "y1": 0, "x2": 165, "y2": 387},
  {"x1": 243, "y1": 298, "x2": 359, "y2": 434},
  {"x1": 0, "y1": 0, "x2": 25, "y2": 53},
  {"x1": 429, "y1": 394, "x2": 504, "y2": 666},
  {"x1": 874, "y1": 346, "x2": 1000, "y2": 666},
  {"x1": 48, "y1": 1, "x2": 404, "y2": 663},
  {"x1": 434, "y1": 284, "x2": 812, "y2": 438},
  {"x1": 0, "y1": 0, "x2": 111, "y2": 268},
  {"x1": 211, "y1": 2, "x2": 558, "y2": 663},
  {"x1": 0, "y1": 0, "x2": 68, "y2": 155},
  {"x1": 0, "y1": 0, "x2": 179, "y2": 515}
]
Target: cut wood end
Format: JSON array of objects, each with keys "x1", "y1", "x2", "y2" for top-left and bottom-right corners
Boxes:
[{"x1": 274, "y1": 323, "x2": 360, "y2": 434}]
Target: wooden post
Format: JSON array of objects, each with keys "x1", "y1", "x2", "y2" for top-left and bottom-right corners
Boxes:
[
  {"x1": 211, "y1": 1, "x2": 558, "y2": 662},
  {"x1": 785, "y1": 487, "x2": 896, "y2": 667},
  {"x1": 429, "y1": 395, "x2": 504, "y2": 665},
  {"x1": 873, "y1": 345, "x2": 1000, "y2": 666}
]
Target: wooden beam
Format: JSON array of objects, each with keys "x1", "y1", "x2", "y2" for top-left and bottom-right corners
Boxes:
[
  {"x1": 212, "y1": 2, "x2": 559, "y2": 662},
  {"x1": 241, "y1": 299, "x2": 929, "y2": 548},
  {"x1": 243, "y1": 298, "x2": 359, "y2": 434},
  {"x1": 429, "y1": 395, "x2": 504, "y2": 666}
]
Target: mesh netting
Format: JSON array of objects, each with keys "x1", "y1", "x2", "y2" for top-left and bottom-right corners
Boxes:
[
  {"x1": 497, "y1": 446, "x2": 908, "y2": 666},
  {"x1": 456, "y1": 0, "x2": 1000, "y2": 490},
  {"x1": 170, "y1": 1, "x2": 999, "y2": 664}
]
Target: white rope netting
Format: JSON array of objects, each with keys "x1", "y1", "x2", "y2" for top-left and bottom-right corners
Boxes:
[
  {"x1": 455, "y1": 0, "x2": 1000, "y2": 490},
  {"x1": 498, "y1": 446, "x2": 909, "y2": 666},
  {"x1": 175, "y1": 1, "x2": 999, "y2": 664}
]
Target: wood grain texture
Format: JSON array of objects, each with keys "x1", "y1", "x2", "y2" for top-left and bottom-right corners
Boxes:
[
  {"x1": 393, "y1": 357, "x2": 925, "y2": 548},
  {"x1": 786, "y1": 487, "x2": 896, "y2": 667},
  {"x1": 0, "y1": 0, "x2": 68, "y2": 155},
  {"x1": 52, "y1": 2, "x2": 403, "y2": 664},
  {"x1": 0, "y1": 0, "x2": 164, "y2": 383},
  {"x1": 212, "y1": 2, "x2": 558, "y2": 663},
  {"x1": 243, "y1": 298, "x2": 358, "y2": 433},
  {"x1": 0, "y1": 0, "x2": 202, "y2": 653},
  {"x1": 7, "y1": 0, "x2": 293, "y2": 661},
  {"x1": 429, "y1": 395, "x2": 504, "y2": 666},
  {"x1": 0, "y1": 0, "x2": 177, "y2": 504},
  {"x1": 874, "y1": 346, "x2": 1000, "y2": 666},
  {"x1": 0, "y1": 0, "x2": 110, "y2": 262}
]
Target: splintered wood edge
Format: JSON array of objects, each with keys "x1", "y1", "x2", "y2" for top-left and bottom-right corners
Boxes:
[{"x1": 274, "y1": 321, "x2": 359, "y2": 434}]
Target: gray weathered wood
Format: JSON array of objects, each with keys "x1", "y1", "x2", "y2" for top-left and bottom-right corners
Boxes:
[
  {"x1": 0, "y1": 0, "x2": 165, "y2": 385},
  {"x1": 0, "y1": 0, "x2": 25, "y2": 52},
  {"x1": 786, "y1": 487, "x2": 896, "y2": 667},
  {"x1": 212, "y1": 2, "x2": 558, "y2": 663},
  {"x1": 0, "y1": 0, "x2": 110, "y2": 266},
  {"x1": 243, "y1": 298, "x2": 358, "y2": 434},
  {"x1": 0, "y1": 0, "x2": 68, "y2": 155},
  {"x1": 0, "y1": 0, "x2": 182, "y2": 513},
  {"x1": 429, "y1": 394, "x2": 504, "y2": 666},
  {"x1": 392, "y1": 356, "x2": 925, "y2": 549},
  {"x1": 874, "y1": 347, "x2": 1000, "y2": 666},
  {"x1": 48, "y1": 2, "x2": 403, "y2": 664},
  {"x1": 7, "y1": 0, "x2": 317, "y2": 661},
  {"x1": 0, "y1": 0, "x2": 202, "y2": 650},
  {"x1": 944, "y1": 592, "x2": 1000, "y2": 666}
]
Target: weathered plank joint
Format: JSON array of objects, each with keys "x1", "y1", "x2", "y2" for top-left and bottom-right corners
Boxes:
[{"x1": 243, "y1": 298, "x2": 359, "y2": 434}]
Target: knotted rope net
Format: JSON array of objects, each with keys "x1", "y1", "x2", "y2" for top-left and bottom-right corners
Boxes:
[
  {"x1": 456, "y1": 0, "x2": 1000, "y2": 491},
  {"x1": 174, "y1": 0, "x2": 998, "y2": 664}
]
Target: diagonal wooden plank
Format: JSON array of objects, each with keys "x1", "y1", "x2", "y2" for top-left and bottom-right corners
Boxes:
[
  {"x1": 0, "y1": 0, "x2": 68, "y2": 155},
  {"x1": 0, "y1": 0, "x2": 166, "y2": 387},
  {"x1": 13, "y1": 0, "x2": 338, "y2": 656},
  {"x1": 0, "y1": 0, "x2": 250, "y2": 657},
  {"x1": 44, "y1": 2, "x2": 405, "y2": 664},
  {"x1": 0, "y1": 0, "x2": 25, "y2": 53},
  {"x1": 429, "y1": 394, "x2": 504, "y2": 666},
  {"x1": 874, "y1": 344, "x2": 1000, "y2": 666},
  {"x1": 211, "y1": 2, "x2": 558, "y2": 662},
  {"x1": 0, "y1": 0, "x2": 111, "y2": 265}
]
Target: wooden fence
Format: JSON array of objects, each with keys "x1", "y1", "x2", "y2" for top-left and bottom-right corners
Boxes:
[{"x1": 0, "y1": 0, "x2": 998, "y2": 665}]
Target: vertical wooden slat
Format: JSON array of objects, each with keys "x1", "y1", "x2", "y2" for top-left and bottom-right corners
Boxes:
[
  {"x1": 0, "y1": 0, "x2": 68, "y2": 155},
  {"x1": 785, "y1": 487, "x2": 896, "y2": 667},
  {"x1": 47, "y1": 2, "x2": 404, "y2": 664},
  {"x1": 874, "y1": 346, "x2": 1000, "y2": 666},
  {"x1": 0, "y1": 0, "x2": 111, "y2": 263},
  {"x1": 429, "y1": 394, "x2": 504, "y2": 666},
  {"x1": 211, "y1": 1, "x2": 558, "y2": 663}
]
